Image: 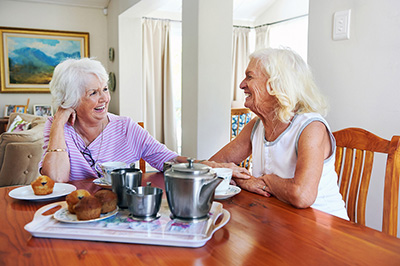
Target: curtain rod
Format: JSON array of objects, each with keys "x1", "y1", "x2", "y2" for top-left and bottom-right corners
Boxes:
[
  {"x1": 253, "y1": 14, "x2": 308, "y2": 28},
  {"x1": 143, "y1": 14, "x2": 308, "y2": 29},
  {"x1": 142, "y1": 16, "x2": 181, "y2": 23}
]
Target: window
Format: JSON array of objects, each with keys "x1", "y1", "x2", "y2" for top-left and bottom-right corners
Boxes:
[{"x1": 268, "y1": 16, "x2": 308, "y2": 61}]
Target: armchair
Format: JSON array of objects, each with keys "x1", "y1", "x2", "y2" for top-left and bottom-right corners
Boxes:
[{"x1": 0, "y1": 113, "x2": 46, "y2": 186}]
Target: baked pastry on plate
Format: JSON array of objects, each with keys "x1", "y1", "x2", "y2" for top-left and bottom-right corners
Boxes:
[
  {"x1": 94, "y1": 190, "x2": 118, "y2": 213},
  {"x1": 74, "y1": 196, "x2": 102, "y2": 220},
  {"x1": 30, "y1": 175, "x2": 55, "y2": 195},
  {"x1": 65, "y1": 189, "x2": 91, "y2": 214}
]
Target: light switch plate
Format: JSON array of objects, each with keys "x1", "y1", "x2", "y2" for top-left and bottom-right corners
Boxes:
[{"x1": 333, "y1": 9, "x2": 351, "y2": 40}]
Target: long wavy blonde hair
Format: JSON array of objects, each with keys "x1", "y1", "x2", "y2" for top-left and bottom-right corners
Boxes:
[{"x1": 250, "y1": 47, "x2": 328, "y2": 123}]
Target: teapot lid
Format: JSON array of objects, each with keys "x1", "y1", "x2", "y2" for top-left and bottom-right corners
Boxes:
[{"x1": 171, "y1": 158, "x2": 212, "y2": 175}]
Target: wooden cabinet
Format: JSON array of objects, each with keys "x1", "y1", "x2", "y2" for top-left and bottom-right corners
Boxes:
[{"x1": 0, "y1": 117, "x2": 9, "y2": 134}]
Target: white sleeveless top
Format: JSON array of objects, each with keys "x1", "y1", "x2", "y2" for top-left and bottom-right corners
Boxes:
[{"x1": 251, "y1": 113, "x2": 348, "y2": 220}]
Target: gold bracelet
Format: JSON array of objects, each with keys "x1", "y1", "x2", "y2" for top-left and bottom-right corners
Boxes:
[{"x1": 46, "y1": 148, "x2": 67, "y2": 153}]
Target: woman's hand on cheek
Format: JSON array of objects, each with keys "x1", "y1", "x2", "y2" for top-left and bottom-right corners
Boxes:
[
  {"x1": 68, "y1": 109, "x2": 76, "y2": 126},
  {"x1": 53, "y1": 107, "x2": 76, "y2": 126}
]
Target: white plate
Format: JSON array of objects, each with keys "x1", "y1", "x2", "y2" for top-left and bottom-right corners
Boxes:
[
  {"x1": 215, "y1": 185, "x2": 241, "y2": 200},
  {"x1": 93, "y1": 178, "x2": 112, "y2": 189},
  {"x1": 54, "y1": 204, "x2": 118, "y2": 223},
  {"x1": 8, "y1": 183, "x2": 76, "y2": 201}
]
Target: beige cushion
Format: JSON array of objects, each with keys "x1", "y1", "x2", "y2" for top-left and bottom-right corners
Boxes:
[{"x1": 0, "y1": 113, "x2": 47, "y2": 186}]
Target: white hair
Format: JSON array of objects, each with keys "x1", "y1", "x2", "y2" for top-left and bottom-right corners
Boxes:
[
  {"x1": 49, "y1": 58, "x2": 108, "y2": 109},
  {"x1": 250, "y1": 47, "x2": 328, "y2": 123}
]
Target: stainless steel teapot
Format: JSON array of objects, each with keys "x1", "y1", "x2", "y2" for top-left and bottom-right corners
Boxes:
[{"x1": 164, "y1": 158, "x2": 223, "y2": 220}]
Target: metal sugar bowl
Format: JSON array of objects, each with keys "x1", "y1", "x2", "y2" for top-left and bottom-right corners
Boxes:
[{"x1": 164, "y1": 159, "x2": 223, "y2": 220}]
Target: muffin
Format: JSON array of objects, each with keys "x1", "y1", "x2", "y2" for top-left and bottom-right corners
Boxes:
[
  {"x1": 31, "y1": 175, "x2": 55, "y2": 195},
  {"x1": 74, "y1": 196, "x2": 102, "y2": 220},
  {"x1": 65, "y1": 189, "x2": 91, "y2": 214},
  {"x1": 94, "y1": 190, "x2": 118, "y2": 213}
]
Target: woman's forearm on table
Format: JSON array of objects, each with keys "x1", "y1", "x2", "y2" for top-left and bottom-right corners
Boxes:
[{"x1": 261, "y1": 174, "x2": 317, "y2": 208}]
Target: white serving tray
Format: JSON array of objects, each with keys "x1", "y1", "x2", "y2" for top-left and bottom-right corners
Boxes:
[{"x1": 24, "y1": 200, "x2": 230, "y2": 248}]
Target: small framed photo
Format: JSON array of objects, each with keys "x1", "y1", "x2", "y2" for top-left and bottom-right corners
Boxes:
[
  {"x1": 34, "y1": 105, "x2": 53, "y2": 117},
  {"x1": 14, "y1": 105, "x2": 26, "y2": 114},
  {"x1": 4, "y1": 105, "x2": 15, "y2": 117}
]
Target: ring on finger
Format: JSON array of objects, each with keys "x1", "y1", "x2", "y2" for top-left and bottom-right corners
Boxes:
[{"x1": 262, "y1": 185, "x2": 266, "y2": 191}]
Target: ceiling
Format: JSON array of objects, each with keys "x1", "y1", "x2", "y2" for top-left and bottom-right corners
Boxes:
[
  {"x1": 154, "y1": 0, "x2": 277, "y2": 22},
  {"x1": 13, "y1": 0, "x2": 111, "y2": 9},
  {"x1": 13, "y1": 0, "x2": 277, "y2": 22}
]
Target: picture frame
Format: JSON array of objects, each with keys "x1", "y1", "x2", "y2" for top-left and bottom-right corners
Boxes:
[
  {"x1": 33, "y1": 104, "x2": 53, "y2": 117},
  {"x1": 0, "y1": 27, "x2": 89, "y2": 93},
  {"x1": 14, "y1": 105, "x2": 26, "y2": 114},
  {"x1": 4, "y1": 105, "x2": 15, "y2": 117}
]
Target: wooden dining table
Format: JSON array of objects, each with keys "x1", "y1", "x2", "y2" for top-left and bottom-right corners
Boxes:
[{"x1": 2, "y1": 172, "x2": 400, "y2": 265}]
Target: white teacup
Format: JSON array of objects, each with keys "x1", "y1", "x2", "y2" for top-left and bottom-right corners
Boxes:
[
  {"x1": 95, "y1": 161, "x2": 128, "y2": 183},
  {"x1": 213, "y1": 168, "x2": 233, "y2": 193}
]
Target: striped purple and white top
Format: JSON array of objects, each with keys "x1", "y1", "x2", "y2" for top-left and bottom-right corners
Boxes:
[{"x1": 39, "y1": 113, "x2": 178, "y2": 181}]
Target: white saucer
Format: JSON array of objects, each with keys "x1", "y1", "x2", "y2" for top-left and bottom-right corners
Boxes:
[
  {"x1": 93, "y1": 178, "x2": 112, "y2": 189},
  {"x1": 8, "y1": 183, "x2": 76, "y2": 201},
  {"x1": 54, "y1": 206, "x2": 118, "y2": 223},
  {"x1": 214, "y1": 185, "x2": 241, "y2": 200}
]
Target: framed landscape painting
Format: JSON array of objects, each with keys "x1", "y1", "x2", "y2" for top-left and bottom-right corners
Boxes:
[{"x1": 0, "y1": 27, "x2": 89, "y2": 93}]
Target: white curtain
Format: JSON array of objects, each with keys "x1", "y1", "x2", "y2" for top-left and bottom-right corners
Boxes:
[
  {"x1": 231, "y1": 27, "x2": 250, "y2": 108},
  {"x1": 142, "y1": 18, "x2": 177, "y2": 152},
  {"x1": 268, "y1": 16, "x2": 309, "y2": 62},
  {"x1": 255, "y1": 25, "x2": 270, "y2": 51}
]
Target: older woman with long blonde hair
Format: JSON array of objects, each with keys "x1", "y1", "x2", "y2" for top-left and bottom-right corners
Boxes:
[{"x1": 209, "y1": 48, "x2": 348, "y2": 219}]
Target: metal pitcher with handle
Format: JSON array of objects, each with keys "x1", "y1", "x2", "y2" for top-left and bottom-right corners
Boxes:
[{"x1": 164, "y1": 158, "x2": 223, "y2": 219}]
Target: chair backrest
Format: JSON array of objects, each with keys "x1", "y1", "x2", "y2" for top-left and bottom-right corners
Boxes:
[
  {"x1": 231, "y1": 108, "x2": 252, "y2": 140},
  {"x1": 231, "y1": 108, "x2": 252, "y2": 170},
  {"x1": 138, "y1": 122, "x2": 146, "y2": 173},
  {"x1": 333, "y1": 127, "x2": 400, "y2": 237}
]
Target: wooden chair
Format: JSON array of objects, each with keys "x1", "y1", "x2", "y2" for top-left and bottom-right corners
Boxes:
[
  {"x1": 231, "y1": 108, "x2": 252, "y2": 170},
  {"x1": 333, "y1": 127, "x2": 400, "y2": 237},
  {"x1": 231, "y1": 108, "x2": 252, "y2": 140},
  {"x1": 138, "y1": 122, "x2": 146, "y2": 173}
]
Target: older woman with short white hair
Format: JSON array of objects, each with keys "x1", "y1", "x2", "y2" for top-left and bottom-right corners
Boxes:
[
  {"x1": 40, "y1": 58, "x2": 186, "y2": 182},
  {"x1": 209, "y1": 48, "x2": 349, "y2": 219}
]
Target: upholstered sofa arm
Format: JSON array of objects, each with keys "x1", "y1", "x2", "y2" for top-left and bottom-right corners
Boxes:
[
  {"x1": 0, "y1": 140, "x2": 44, "y2": 186},
  {"x1": 0, "y1": 114, "x2": 46, "y2": 187}
]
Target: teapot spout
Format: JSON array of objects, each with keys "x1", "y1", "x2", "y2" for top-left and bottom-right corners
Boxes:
[{"x1": 200, "y1": 176, "x2": 223, "y2": 202}]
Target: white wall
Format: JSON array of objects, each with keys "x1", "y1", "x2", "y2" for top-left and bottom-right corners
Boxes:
[
  {"x1": 106, "y1": 0, "x2": 143, "y2": 117},
  {"x1": 181, "y1": 0, "x2": 232, "y2": 159},
  {"x1": 0, "y1": 0, "x2": 107, "y2": 114},
  {"x1": 255, "y1": 0, "x2": 309, "y2": 25},
  {"x1": 308, "y1": 0, "x2": 400, "y2": 236}
]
